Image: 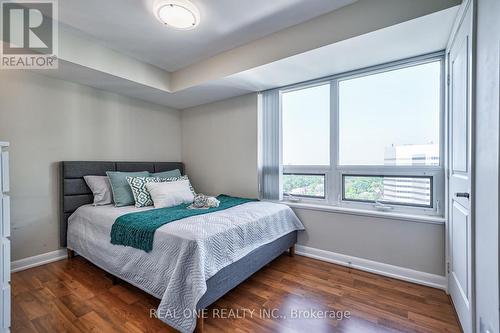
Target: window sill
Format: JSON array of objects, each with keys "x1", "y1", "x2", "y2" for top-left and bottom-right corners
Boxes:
[{"x1": 276, "y1": 201, "x2": 446, "y2": 225}]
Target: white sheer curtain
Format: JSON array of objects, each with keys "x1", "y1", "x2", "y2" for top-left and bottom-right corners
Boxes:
[{"x1": 258, "y1": 89, "x2": 282, "y2": 200}]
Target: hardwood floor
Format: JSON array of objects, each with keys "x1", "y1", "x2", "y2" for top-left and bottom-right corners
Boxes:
[{"x1": 12, "y1": 254, "x2": 461, "y2": 333}]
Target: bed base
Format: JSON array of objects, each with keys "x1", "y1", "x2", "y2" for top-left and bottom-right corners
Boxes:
[
  {"x1": 67, "y1": 232, "x2": 297, "y2": 333},
  {"x1": 196, "y1": 231, "x2": 297, "y2": 310},
  {"x1": 195, "y1": 232, "x2": 297, "y2": 332}
]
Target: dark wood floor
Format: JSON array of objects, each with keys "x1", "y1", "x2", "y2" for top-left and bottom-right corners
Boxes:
[{"x1": 12, "y1": 254, "x2": 461, "y2": 333}]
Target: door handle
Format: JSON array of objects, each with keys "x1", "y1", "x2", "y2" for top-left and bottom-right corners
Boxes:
[{"x1": 455, "y1": 192, "x2": 470, "y2": 199}]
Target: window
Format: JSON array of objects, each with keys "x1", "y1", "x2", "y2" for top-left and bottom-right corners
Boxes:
[
  {"x1": 343, "y1": 175, "x2": 432, "y2": 207},
  {"x1": 276, "y1": 53, "x2": 444, "y2": 215},
  {"x1": 282, "y1": 83, "x2": 330, "y2": 166},
  {"x1": 338, "y1": 61, "x2": 441, "y2": 166},
  {"x1": 283, "y1": 173, "x2": 326, "y2": 198},
  {"x1": 281, "y1": 83, "x2": 330, "y2": 200}
]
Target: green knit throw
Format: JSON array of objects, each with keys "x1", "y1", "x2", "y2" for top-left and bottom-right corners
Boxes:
[{"x1": 110, "y1": 195, "x2": 257, "y2": 252}]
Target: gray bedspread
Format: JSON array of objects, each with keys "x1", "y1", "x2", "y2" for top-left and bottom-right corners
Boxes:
[{"x1": 67, "y1": 201, "x2": 304, "y2": 333}]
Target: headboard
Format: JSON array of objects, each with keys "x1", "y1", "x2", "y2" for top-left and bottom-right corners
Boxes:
[{"x1": 60, "y1": 161, "x2": 184, "y2": 247}]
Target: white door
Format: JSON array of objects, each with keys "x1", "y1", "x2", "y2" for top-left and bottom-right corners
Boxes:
[{"x1": 447, "y1": 3, "x2": 473, "y2": 333}]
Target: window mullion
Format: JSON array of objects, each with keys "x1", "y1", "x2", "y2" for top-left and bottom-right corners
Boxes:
[{"x1": 329, "y1": 79, "x2": 340, "y2": 205}]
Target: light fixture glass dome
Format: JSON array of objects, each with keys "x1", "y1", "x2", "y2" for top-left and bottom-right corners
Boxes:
[{"x1": 154, "y1": 0, "x2": 200, "y2": 30}]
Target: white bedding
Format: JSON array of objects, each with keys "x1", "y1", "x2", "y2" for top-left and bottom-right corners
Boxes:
[{"x1": 67, "y1": 201, "x2": 304, "y2": 333}]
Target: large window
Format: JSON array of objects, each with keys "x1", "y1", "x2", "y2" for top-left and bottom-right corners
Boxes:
[
  {"x1": 338, "y1": 61, "x2": 441, "y2": 166},
  {"x1": 279, "y1": 54, "x2": 444, "y2": 215},
  {"x1": 282, "y1": 83, "x2": 330, "y2": 166}
]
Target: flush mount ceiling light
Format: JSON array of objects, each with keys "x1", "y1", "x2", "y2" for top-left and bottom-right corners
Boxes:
[{"x1": 154, "y1": 0, "x2": 200, "y2": 30}]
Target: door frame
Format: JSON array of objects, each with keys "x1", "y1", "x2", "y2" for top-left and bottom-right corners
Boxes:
[{"x1": 445, "y1": 0, "x2": 476, "y2": 331}]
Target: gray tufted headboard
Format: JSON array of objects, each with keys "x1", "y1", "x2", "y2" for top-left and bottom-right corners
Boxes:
[{"x1": 60, "y1": 161, "x2": 184, "y2": 247}]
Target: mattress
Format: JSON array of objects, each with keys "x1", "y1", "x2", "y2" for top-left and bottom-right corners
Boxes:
[{"x1": 67, "y1": 200, "x2": 304, "y2": 332}]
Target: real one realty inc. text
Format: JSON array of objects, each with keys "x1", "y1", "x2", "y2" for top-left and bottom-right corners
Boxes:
[{"x1": 151, "y1": 307, "x2": 352, "y2": 320}]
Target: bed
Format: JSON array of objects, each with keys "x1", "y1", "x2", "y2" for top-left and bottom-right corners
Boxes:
[{"x1": 60, "y1": 161, "x2": 304, "y2": 333}]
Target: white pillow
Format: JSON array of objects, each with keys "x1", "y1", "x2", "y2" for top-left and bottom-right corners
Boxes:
[
  {"x1": 146, "y1": 179, "x2": 195, "y2": 208},
  {"x1": 83, "y1": 175, "x2": 113, "y2": 206}
]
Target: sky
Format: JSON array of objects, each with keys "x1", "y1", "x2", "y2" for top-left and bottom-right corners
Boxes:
[{"x1": 282, "y1": 61, "x2": 441, "y2": 166}]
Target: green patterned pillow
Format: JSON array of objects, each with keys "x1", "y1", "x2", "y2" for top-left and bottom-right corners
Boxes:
[
  {"x1": 127, "y1": 175, "x2": 196, "y2": 208},
  {"x1": 127, "y1": 177, "x2": 162, "y2": 208}
]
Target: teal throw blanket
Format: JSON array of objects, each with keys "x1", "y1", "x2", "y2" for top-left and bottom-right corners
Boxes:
[{"x1": 110, "y1": 195, "x2": 257, "y2": 252}]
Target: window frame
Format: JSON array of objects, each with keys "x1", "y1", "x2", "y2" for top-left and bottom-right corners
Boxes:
[
  {"x1": 279, "y1": 52, "x2": 446, "y2": 216},
  {"x1": 283, "y1": 172, "x2": 327, "y2": 199},
  {"x1": 341, "y1": 174, "x2": 434, "y2": 208}
]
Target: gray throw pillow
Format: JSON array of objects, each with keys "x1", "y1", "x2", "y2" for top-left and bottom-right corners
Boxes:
[
  {"x1": 84, "y1": 175, "x2": 113, "y2": 206},
  {"x1": 106, "y1": 171, "x2": 149, "y2": 207},
  {"x1": 150, "y1": 169, "x2": 181, "y2": 178}
]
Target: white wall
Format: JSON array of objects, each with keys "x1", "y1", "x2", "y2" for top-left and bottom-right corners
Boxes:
[
  {"x1": 0, "y1": 71, "x2": 181, "y2": 261},
  {"x1": 474, "y1": 0, "x2": 500, "y2": 331},
  {"x1": 181, "y1": 94, "x2": 259, "y2": 198},
  {"x1": 181, "y1": 92, "x2": 445, "y2": 276},
  {"x1": 295, "y1": 209, "x2": 444, "y2": 275},
  {"x1": 2, "y1": 67, "x2": 448, "y2": 277}
]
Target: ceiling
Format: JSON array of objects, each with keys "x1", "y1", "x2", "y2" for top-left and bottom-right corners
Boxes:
[
  {"x1": 226, "y1": 6, "x2": 459, "y2": 92},
  {"x1": 58, "y1": 0, "x2": 355, "y2": 71},
  {"x1": 41, "y1": 5, "x2": 459, "y2": 109},
  {"x1": 32, "y1": 0, "x2": 462, "y2": 109}
]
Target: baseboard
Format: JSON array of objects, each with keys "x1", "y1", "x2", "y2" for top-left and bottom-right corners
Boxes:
[
  {"x1": 295, "y1": 245, "x2": 447, "y2": 290},
  {"x1": 11, "y1": 248, "x2": 67, "y2": 273},
  {"x1": 11, "y1": 246, "x2": 447, "y2": 290}
]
